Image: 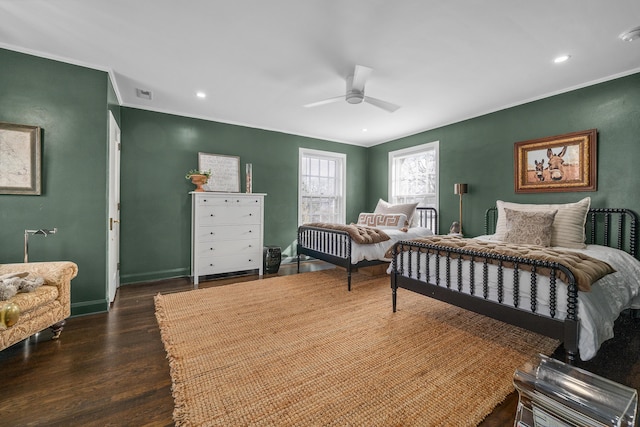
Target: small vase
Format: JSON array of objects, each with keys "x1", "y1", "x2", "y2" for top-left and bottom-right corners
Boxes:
[
  {"x1": 246, "y1": 163, "x2": 253, "y2": 193},
  {"x1": 190, "y1": 174, "x2": 208, "y2": 192}
]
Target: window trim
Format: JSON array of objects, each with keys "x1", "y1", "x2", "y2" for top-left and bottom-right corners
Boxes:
[
  {"x1": 298, "y1": 148, "x2": 347, "y2": 225},
  {"x1": 388, "y1": 141, "x2": 439, "y2": 211}
]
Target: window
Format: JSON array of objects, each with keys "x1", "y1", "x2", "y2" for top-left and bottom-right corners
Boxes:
[
  {"x1": 388, "y1": 141, "x2": 439, "y2": 210},
  {"x1": 299, "y1": 148, "x2": 346, "y2": 225}
]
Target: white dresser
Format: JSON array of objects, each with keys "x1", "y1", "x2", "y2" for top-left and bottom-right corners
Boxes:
[{"x1": 191, "y1": 192, "x2": 266, "y2": 286}]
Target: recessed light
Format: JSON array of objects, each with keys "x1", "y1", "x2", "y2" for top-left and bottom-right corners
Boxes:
[
  {"x1": 619, "y1": 26, "x2": 640, "y2": 42},
  {"x1": 362, "y1": 128, "x2": 368, "y2": 132},
  {"x1": 196, "y1": 92, "x2": 206, "y2": 99},
  {"x1": 553, "y1": 55, "x2": 571, "y2": 64}
]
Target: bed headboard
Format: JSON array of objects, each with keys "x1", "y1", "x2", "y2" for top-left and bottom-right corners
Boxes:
[
  {"x1": 415, "y1": 207, "x2": 438, "y2": 232},
  {"x1": 485, "y1": 207, "x2": 638, "y2": 258}
]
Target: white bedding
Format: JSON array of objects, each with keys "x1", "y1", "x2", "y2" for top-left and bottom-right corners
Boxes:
[
  {"x1": 391, "y1": 235, "x2": 640, "y2": 361},
  {"x1": 350, "y1": 227, "x2": 433, "y2": 264}
]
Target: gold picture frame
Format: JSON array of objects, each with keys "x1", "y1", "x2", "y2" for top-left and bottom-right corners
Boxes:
[
  {"x1": 514, "y1": 129, "x2": 597, "y2": 193},
  {"x1": 0, "y1": 122, "x2": 42, "y2": 195}
]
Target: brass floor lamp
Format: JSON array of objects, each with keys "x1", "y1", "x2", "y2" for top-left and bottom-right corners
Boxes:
[{"x1": 453, "y1": 183, "x2": 468, "y2": 235}]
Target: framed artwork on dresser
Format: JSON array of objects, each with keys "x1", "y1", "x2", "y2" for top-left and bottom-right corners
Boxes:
[
  {"x1": 198, "y1": 152, "x2": 240, "y2": 192},
  {"x1": 0, "y1": 121, "x2": 42, "y2": 195}
]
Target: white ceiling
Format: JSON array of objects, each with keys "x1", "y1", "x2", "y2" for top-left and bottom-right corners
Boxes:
[{"x1": 1, "y1": 1, "x2": 639, "y2": 147}]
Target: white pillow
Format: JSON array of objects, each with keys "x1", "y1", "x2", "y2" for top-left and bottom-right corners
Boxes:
[
  {"x1": 374, "y1": 199, "x2": 418, "y2": 228},
  {"x1": 494, "y1": 197, "x2": 591, "y2": 248},
  {"x1": 356, "y1": 213, "x2": 407, "y2": 230}
]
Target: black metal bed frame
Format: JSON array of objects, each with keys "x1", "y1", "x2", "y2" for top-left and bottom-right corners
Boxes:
[
  {"x1": 297, "y1": 207, "x2": 438, "y2": 291},
  {"x1": 391, "y1": 207, "x2": 638, "y2": 364}
]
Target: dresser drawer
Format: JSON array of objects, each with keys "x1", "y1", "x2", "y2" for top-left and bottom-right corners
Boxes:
[
  {"x1": 198, "y1": 205, "x2": 261, "y2": 225},
  {"x1": 196, "y1": 238, "x2": 260, "y2": 257},
  {"x1": 197, "y1": 253, "x2": 262, "y2": 276},
  {"x1": 197, "y1": 196, "x2": 262, "y2": 207},
  {"x1": 197, "y1": 225, "x2": 259, "y2": 242}
]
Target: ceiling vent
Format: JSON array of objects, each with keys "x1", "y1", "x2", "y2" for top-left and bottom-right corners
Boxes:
[{"x1": 135, "y1": 88, "x2": 153, "y2": 100}]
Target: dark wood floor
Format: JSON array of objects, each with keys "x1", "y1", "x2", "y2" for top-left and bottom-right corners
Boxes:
[{"x1": 1, "y1": 261, "x2": 639, "y2": 426}]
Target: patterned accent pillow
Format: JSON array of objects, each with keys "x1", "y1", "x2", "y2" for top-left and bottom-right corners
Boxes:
[
  {"x1": 357, "y1": 213, "x2": 408, "y2": 230},
  {"x1": 503, "y1": 208, "x2": 558, "y2": 247},
  {"x1": 373, "y1": 199, "x2": 418, "y2": 227},
  {"x1": 494, "y1": 197, "x2": 590, "y2": 248}
]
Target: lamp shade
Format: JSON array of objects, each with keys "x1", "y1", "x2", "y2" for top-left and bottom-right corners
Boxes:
[{"x1": 454, "y1": 183, "x2": 468, "y2": 195}]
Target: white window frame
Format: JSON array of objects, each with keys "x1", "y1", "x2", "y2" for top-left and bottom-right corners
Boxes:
[
  {"x1": 388, "y1": 141, "x2": 439, "y2": 211},
  {"x1": 298, "y1": 148, "x2": 346, "y2": 225}
]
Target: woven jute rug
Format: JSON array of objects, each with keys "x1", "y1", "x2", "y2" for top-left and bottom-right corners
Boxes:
[{"x1": 154, "y1": 269, "x2": 559, "y2": 426}]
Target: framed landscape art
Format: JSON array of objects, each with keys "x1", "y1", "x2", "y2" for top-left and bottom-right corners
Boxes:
[
  {"x1": 0, "y1": 122, "x2": 42, "y2": 195},
  {"x1": 514, "y1": 129, "x2": 597, "y2": 193}
]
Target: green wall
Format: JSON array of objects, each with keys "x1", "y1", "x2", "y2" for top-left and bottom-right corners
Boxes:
[
  {"x1": 368, "y1": 73, "x2": 640, "y2": 237},
  {"x1": 0, "y1": 48, "x2": 110, "y2": 315},
  {"x1": 119, "y1": 108, "x2": 368, "y2": 283},
  {"x1": 2, "y1": 46, "x2": 639, "y2": 315}
]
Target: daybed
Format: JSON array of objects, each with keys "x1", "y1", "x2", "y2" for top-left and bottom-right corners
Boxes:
[
  {"x1": 298, "y1": 200, "x2": 437, "y2": 290},
  {"x1": 390, "y1": 198, "x2": 640, "y2": 363},
  {"x1": 0, "y1": 261, "x2": 78, "y2": 351}
]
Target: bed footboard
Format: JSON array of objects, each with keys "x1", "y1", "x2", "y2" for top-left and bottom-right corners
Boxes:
[
  {"x1": 297, "y1": 225, "x2": 384, "y2": 290},
  {"x1": 391, "y1": 240, "x2": 580, "y2": 363},
  {"x1": 297, "y1": 207, "x2": 438, "y2": 291}
]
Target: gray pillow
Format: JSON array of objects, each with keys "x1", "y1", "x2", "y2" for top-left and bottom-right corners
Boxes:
[{"x1": 503, "y1": 208, "x2": 558, "y2": 247}]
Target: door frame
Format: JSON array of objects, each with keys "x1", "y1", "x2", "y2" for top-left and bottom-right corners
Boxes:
[{"x1": 107, "y1": 111, "x2": 121, "y2": 306}]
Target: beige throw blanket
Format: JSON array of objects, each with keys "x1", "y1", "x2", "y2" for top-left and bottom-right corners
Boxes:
[
  {"x1": 390, "y1": 236, "x2": 615, "y2": 292},
  {"x1": 303, "y1": 223, "x2": 390, "y2": 244}
]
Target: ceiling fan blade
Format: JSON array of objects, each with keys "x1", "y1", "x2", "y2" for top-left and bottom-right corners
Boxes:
[
  {"x1": 351, "y1": 65, "x2": 372, "y2": 92},
  {"x1": 364, "y1": 96, "x2": 401, "y2": 113},
  {"x1": 303, "y1": 95, "x2": 344, "y2": 108}
]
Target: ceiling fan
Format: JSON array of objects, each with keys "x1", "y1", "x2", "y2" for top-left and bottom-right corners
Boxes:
[{"x1": 304, "y1": 65, "x2": 401, "y2": 113}]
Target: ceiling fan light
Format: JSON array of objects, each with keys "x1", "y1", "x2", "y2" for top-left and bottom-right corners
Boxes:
[
  {"x1": 346, "y1": 92, "x2": 364, "y2": 104},
  {"x1": 305, "y1": 65, "x2": 400, "y2": 112},
  {"x1": 619, "y1": 26, "x2": 640, "y2": 42}
]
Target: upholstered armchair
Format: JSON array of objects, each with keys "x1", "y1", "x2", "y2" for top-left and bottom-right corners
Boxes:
[{"x1": 0, "y1": 261, "x2": 78, "y2": 351}]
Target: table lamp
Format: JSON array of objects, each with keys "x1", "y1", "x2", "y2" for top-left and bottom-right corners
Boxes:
[{"x1": 454, "y1": 183, "x2": 468, "y2": 234}]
